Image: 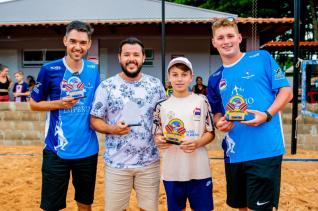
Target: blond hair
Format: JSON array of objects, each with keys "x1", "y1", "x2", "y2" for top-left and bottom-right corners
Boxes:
[
  {"x1": 14, "y1": 71, "x2": 24, "y2": 77},
  {"x1": 211, "y1": 18, "x2": 239, "y2": 37}
]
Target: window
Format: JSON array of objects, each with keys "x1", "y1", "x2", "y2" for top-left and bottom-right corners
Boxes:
[
  {"x1": 23, "y1": 49, "x2": 65, "y2": 67},
  {"x1": 144, "y1": 49, "x2": 154, "y2": 66}
]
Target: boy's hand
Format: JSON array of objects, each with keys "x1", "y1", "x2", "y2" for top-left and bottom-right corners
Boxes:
[
  {"x1": 180, "y1": 140, "x2": 198, "y2": 153},
  {"x1": 215, "y1": 115, "x2": 234, "y2": 132},
  {"x1": 155, "y1": 135, "x2": 172, "y2": 149}
]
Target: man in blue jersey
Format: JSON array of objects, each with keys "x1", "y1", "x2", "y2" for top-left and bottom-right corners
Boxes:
[
  {"x1": 29, "y1": 20, "x2": 100, "y2": 211},
  {"x1": 207, "y1": 18, "x2": 293, "y2": 211},
  {"x1": 90, "y1": 37, "x2": 166, "y2": 211}
]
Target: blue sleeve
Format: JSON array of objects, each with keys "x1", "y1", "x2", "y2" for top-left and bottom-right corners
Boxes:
[
  {"x1": 31, "y1": 65, "x2": 49, "y2": 102},
  {"x1": 207, "y1": 69, "x2": 225, "y2": 115},
  {"x1": 12, "y1": 83, "x2": 17, "y2": 92},
  {"x1": 262, "y1": 50, "x2": 290, "y2": 91}
]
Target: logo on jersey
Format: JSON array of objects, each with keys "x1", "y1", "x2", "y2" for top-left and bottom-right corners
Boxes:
[
  {"x1": 164, "y1": 118, "x2": 186, "y2": 145},
  {"x1": 167, "y1": 111, "x2": 175, "y2": 120},
  {"x1": 249, "y1": 52, "x2": 260, "y2": 58},
  {"x1": 50, "y1": 66, "x2": 61, "y2": 70},
  {"x1": 219, "y1": 79, "x2": 227, "y2": 91},
  {"x1": 61, "y1": 76, "x2": 86, "y2": 98},
  {"x1": 241, "y1": 71, "x2": 255, "y2": 79},
  {"x1": 193, "y1": 107, "x2": 201, "y2": 121},
  {"x1": 274, "y1": 68, "x2": 285, "y2": 80},
  {"x1": 32, "y1": 82, "x2": 42, "y2": 94}
]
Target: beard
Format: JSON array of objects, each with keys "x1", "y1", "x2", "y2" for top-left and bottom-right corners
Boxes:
[{"x1": 121, "y1": 62, "x2": 143, "y2": 78}]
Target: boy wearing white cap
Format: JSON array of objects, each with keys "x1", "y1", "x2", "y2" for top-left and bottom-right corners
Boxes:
[{"x1": 153, "y1": 57, "x2": 215, "y2": 211}]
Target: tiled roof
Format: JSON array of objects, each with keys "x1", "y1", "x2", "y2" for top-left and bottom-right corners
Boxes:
[
  {"x1": 0, "y1": 17, "x2": 294, "y2": 27},
  {"x1": 264, "y1": 41, "x2": 318, "y2": 47}
]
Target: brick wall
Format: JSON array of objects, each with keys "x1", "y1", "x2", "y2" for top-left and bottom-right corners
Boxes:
[{"x1": 0, "y1": 102, "x2": 317, "y2": 150}]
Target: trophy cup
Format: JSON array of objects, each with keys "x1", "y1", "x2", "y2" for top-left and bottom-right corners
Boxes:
[{"x1": 226, "y1": 95, "x2": 248, "y2": 121}]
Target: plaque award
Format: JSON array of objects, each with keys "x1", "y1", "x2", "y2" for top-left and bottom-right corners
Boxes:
[
  {"x1": 164, "y1": 119, "x2": 186, "y2": 145},
  {"x1": 226, "y1": 95, "x2": 248, "y2": 121}
]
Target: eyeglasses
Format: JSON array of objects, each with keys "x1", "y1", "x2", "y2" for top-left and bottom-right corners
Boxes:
[{"x1": 212, "y1": 17, "x2": 236, "y2": 27}]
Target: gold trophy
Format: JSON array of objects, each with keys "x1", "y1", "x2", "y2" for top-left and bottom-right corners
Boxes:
[
  {"x1": 164, "y1": 119, "x2": 186, "y2": 145},
  {"x1": 226, "y1": 95, "x2": 248, "y2": 121}
]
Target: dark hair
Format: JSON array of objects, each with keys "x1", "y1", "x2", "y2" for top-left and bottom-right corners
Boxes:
[
  {"x1": 0, "y1": 64, "x2": 8, "y2": 72},
  {"x1": 118, "y1": 37, "x2": 145, "y2": 55},
  {"x1": 168, "y1": 63, "x2": 191, "y2": 73},
  {"x1": 196, "y1": 76, "x2": 203, "y2": 81},
  {"x1": 65, "y1": 20, "x2": 94, "y2": 39}
]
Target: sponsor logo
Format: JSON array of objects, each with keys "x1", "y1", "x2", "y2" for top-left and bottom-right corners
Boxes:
[
  {"x1": 249, "y1": 52, "x2": 260, "y2": 58},
  {"x1": 219, "y1": 79, "x2": 227, "y2": 91},
  {"x1": 87, "y1": 64, "x2": 95, "y2": 69},
  {"x1": 274, "y1": 68, "x2": 285, "y2": 80},
  {"x1": 193, "y1": 107, "x2": 201, "y2": 121},
  {"x1": 50, "y1": 66, "x2": 61, "y2": 70},
  {"x1": 256, "y1": 201, "x2": 270, "y2": 206},
  {"x1": 241, "y1": 71, "x2": 255, "y2": 79}
]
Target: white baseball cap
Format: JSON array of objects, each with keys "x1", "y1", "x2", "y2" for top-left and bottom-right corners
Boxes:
[{"x1": 167, "y1": 57, "x2": 193, "y2": 73}]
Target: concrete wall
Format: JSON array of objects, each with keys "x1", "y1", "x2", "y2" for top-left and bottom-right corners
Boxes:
[{"x1": 0, "y1": 36, "x2": 221, "y2": 88}]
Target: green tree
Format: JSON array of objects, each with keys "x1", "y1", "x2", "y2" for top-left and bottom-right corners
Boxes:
[{"x1": 168, "y1": 0, "x2": 318, "y2": 41}]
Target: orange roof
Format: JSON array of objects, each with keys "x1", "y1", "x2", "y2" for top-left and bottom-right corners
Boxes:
[
  {"x1": 237, "y1": 17, "x2": 293, "y2": 24},
  {"x1": 0, "y1": 17, "x2": 294, "y2": 27},
  {"x1": 264, "y1": 41, "x2": 318, "y2": 47}
]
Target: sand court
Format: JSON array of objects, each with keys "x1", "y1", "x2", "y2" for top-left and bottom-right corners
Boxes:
[{"x1": 0, "y1": 145, "x2": 317, "y2": 211}]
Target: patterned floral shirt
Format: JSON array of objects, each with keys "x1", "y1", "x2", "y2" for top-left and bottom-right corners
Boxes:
[{"x1": 91, "y1": 73, "x2": 166, "y2": 168}]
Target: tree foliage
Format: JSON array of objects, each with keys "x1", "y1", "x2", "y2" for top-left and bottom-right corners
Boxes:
[{"x1": 167, "y1": 0, "x2": 318, "y2": 41}]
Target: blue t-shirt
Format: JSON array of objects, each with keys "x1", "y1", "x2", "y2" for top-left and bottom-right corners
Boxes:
[
  {"x1": 13, "y1": 81, "x2": 29, "y2": 102},
  {"x1": 207, "y1": 50, "x2": 290, "y2": 163},
  {"x1": 31, "y1": 58, "x2": 100, "y2": 159}
]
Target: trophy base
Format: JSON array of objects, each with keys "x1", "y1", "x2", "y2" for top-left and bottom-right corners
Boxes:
[
  {"x1": 165, "y1": 137, "x2": 182, "y2": 145},
  {"x1": 226, "y1": 113, "x2": 246, "y2": 121}
]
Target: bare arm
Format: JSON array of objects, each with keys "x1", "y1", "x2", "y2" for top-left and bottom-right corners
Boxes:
[
  {"x1": 242, "y1": 86, "x2": 293, "y2": 126},
  {"x1": 90, "y1": 116, "x2": 130, "y2": 135},
  {"x1": 29, "y1": 97, "x2": 78, "y2": 111}
]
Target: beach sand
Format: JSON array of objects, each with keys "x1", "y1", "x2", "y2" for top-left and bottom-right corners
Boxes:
[{"x1": 0, "y1": 145, "x2": 317, "y2": 211}]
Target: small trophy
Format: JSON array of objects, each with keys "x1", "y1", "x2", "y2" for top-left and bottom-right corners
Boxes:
[
  {"x1": 62, "y1": 78, "x2": 86, "y2": 99},
  {"x1": 164, "y1": 119, "x2": 186, "y2": 145},
  {"x1": 226, "y1": 95, "x2": 248, "y2": 121}
]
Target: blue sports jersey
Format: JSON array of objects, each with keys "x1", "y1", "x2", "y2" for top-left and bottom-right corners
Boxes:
[
  {"x1": 31, "y1": 58, "x2": 100, "y2": 159},
  {"x1": 13, "y1": 81, "x2": 29, "y2": 102},
  {"x1": 207, "y1": 50, "x2": 290, "y2": 163}
]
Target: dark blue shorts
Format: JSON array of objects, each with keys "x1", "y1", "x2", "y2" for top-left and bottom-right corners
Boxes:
[
  {"x1": 40, "y1": 149, "x2": 98, "y2": 211},
  {"x1": 163, "y1": 178, "x2": 214, "y2": 211}
]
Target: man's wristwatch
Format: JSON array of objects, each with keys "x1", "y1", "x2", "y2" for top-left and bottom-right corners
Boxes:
[{"x1": 264, "y1": 110, "x2": 272, "y2": 122}]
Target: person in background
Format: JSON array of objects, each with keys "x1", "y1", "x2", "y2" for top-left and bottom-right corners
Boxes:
[
  {"x1": 165, "y1": 80, "x2": 173, "y2": 97},
  {"x1": 207, "y1": 17, "x2": 293, "y2": 211},
  {"x1": 153, "y1": 57, "x2": 215, "y2": 211},
  {"x1": 0, "y1": 64, "x2": 13, "y2": 102},
  {"x1": 192, "y1": 76, "x2": 207, "y2": 96},
  {"x1": 13, "y1": 71, "x2": 30, "y2": 102},
  {"x1": 29, "y1": 20, "x2": 100, "y2": 211},
  {"x1": 27, "y1": 75, "x2": 36, "y2": 92}
]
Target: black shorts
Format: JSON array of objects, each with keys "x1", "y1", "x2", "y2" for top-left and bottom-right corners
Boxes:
[
  {"x1": 40, "y1": 149, "x2": 98, "y2": 211},
  {"x1": 225, "y1": 155, "x2": 282, "y2": 211}
]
